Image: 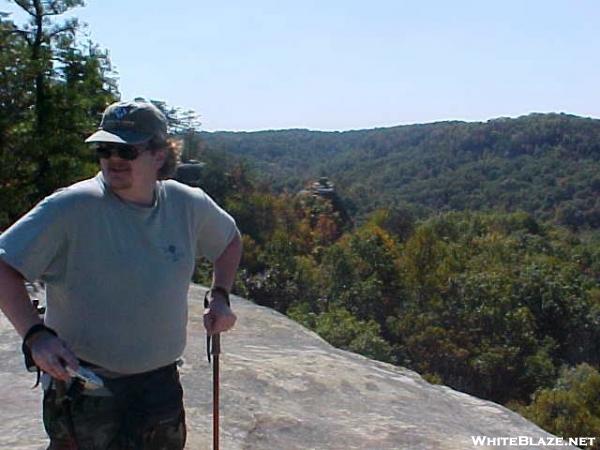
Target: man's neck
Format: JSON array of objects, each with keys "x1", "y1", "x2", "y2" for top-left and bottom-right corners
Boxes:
[{"x1": 112, "y1": 185, "x2": 156, "y2": 207}]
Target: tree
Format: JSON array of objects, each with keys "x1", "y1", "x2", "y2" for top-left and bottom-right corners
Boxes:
[
  {"x1": 0, "y1": 13, "x2": 36, "y2": 226},
  {"x1": 149, "y1": 99, "x2": 202, "y2": 136},
  {"x1": 149, "y1": 100, "x2": 202, "y2": 163},
  {"x1": 7, "y1": 0, "x2": 85, "y2": 186},
  {"x1": 515, "y1": 364, "x2": 600, "y2": 448},
  {"x1": 0, "y1": 1, "x2": 118, "y2": 227},
  {"x1": 313, "y1": 306, "x2": 392, "y2": 362}
]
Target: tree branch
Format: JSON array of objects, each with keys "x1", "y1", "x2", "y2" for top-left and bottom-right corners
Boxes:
[
  {"x1": 14, "y1": 28, "x2": 33, "y2": 43},
  {"x1": 47, "y1": 24, "x2": 76, "y2": 39},
  {"x1": 2, "y1": 27, "x2": 33, "y2": 46},
  {"x1": 13, "y1": 0, "x2": 36, "y2": 18}
]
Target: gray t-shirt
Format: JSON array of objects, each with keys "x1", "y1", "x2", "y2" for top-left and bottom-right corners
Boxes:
[{"x1": 0, "y1": 173, "x2": 238, "y2": 374}]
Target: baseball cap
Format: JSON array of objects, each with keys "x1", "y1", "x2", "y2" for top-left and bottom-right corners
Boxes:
[{"x1": 85, "y1": 100, "x2": 168, "y2": 145}]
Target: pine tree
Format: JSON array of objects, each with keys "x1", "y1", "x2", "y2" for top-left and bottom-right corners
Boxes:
[{"x1": 0, "y1": 1, "x2": 118, "y2": 228}]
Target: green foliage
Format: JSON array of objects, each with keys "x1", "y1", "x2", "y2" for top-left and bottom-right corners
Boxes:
[
  {"x1": 324, "y1": 224, "x2": 405, "y2": 328},
  {"x1": 515, "y1": 364, "x2": 600, "y2": 447},
  {"x1": 0, "y1": 17, "x2": 36, "y2": 226},
  {"x1": 387, "y1": 211, "x2": 599, "y2": 403},
  {"x1": 200, "y1": 147, "x2": 599, "y2": 410},
  {"x1": 366, "y1": 206, "x2": 416, "y2": 242},
  {"x1": 311, "y1": 306, "x2": 393, "y2": 362},
  {"x1": 224, "y1": 186, "x2": 600, "y2": 407}
]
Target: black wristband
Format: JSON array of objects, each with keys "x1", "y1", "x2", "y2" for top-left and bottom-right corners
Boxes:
[
  {"x1": 22, "y1": 324, "x2": 57, "y2": 376},
  {"x1": 23, "y1": 323, "x2": 57, "y2": 348},
  {"x1": 204, "y1": 286, "x2": 231, "y2": 307}
]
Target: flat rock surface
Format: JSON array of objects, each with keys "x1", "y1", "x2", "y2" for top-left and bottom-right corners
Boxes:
[{"x1": 1, "y1": 284, "x2": 574, "y2": 450}]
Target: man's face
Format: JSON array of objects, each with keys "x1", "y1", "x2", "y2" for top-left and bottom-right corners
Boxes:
[{"x1": 96, "y1": 143, "x2": 166, "y2": 193}]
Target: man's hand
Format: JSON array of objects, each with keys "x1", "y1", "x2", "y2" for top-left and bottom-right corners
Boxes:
[
  {"x1": 28, "y1": 331, "x2": 79, "y2": 381},
  {"x1": 203, "y1": 291, "x2": 237, "y2": 336},
  {"x1": 205, "y1": 231, "x2": 241, "y2": 336}
]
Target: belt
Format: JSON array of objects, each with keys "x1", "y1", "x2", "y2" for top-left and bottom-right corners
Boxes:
[
  {"x1": 43, "y1": 372, "x2": 113, "y2": 397},
  {"x1": 43, "y1": 360, "x2": 181, "y2": 397}
]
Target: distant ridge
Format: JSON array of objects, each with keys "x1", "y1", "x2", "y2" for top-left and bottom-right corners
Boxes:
[
  {"x1": 199, "y1": 113, "x2": 600, "y2": 228},
  {"x1": 204, "y1": 112, "x2": 597, "y2": 134}
]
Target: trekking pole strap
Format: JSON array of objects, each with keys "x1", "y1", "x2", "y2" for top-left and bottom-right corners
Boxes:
[{"x1": 207, "y1": 335, "x2": 211, "y2": 363}]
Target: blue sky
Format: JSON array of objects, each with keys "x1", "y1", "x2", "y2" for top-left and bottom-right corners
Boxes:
[{"x1": 4, "y1": 0, "x2": 600, "y2": 131}]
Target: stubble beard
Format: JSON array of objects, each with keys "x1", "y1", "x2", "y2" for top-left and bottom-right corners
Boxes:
[{"x1": 103, "y1": 166, "x2": 133, "y2": 192}]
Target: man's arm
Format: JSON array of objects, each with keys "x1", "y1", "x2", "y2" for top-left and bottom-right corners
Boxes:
[
  {"x1": 0, "y1": 259, "x2": 42, "y2": 337},
  {"x1": 0, "y1": 259, "x2": 78, "y2": 380},
  {"x1": 212, "y1": 230, "x2": 242, "y2": 292},
  {"x1": 203, "y1": 231, "x2": 242, "y2": 335}
]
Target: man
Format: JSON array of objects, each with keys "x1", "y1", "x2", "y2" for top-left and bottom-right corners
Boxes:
[{"x1": 0, "y1": 99, "x2": 242, "y2": 449}]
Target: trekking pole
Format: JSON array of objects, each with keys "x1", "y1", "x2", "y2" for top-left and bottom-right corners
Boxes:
[{"x1": 211, "y1": 333, "x2": 221, "y2": 450}]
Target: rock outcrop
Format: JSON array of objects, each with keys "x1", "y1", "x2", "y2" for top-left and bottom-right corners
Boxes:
[{"x1": 1, "y1": 284, "x2": 574, "y2": 450}]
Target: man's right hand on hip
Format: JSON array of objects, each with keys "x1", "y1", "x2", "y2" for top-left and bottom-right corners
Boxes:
[{"x1": 28, "y1": 331, "x2": 79, "y2": 381}]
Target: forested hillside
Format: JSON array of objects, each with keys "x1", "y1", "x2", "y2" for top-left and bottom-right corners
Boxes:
[
  {"x1": 200, "y1": 113, "x2": 600, "y2": 229},
  {"x1": 189, "y1": 149, "x2": 600, "y2": 444}
]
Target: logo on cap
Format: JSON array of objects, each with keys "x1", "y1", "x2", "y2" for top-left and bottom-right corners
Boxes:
[{"x1": 114, "y1": 106, "x2": 128, "y2": 120}]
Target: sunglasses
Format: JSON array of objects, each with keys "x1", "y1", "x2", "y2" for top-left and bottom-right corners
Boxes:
[{"x1": 93, "y1": 143, "x2": 148, "y2": 161}]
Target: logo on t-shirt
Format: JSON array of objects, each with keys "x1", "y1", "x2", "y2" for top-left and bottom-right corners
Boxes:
[{"x1": 163, "y1": 244, "x2": 184, "y2": 262}]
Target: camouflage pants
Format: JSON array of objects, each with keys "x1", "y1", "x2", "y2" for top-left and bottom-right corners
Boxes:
[{"x1": 43, "y1": 364, "x2": 186, "y2": 450}]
